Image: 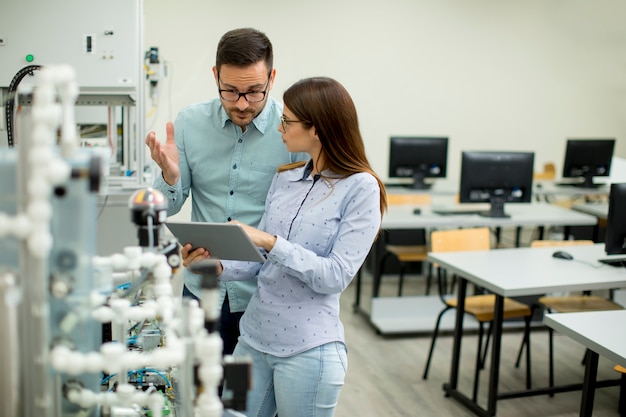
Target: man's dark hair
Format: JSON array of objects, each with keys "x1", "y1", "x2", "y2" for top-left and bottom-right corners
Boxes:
[{"x1": 216, "y1": 28, "x2": 273, "y2": 72}]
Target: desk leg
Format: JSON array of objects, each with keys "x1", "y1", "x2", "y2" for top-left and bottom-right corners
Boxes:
[
  {"x1": 486, "y1": 295, "x2": 504, "y2": 416},
  {"x1": 580, "y1": 351, "x2": 599, "y2": 417}
]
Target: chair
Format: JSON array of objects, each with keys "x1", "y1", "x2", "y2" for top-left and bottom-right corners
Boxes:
[
  {"x1": 534, "y1": 162, "x2": 556, "y2": 181},
  {"x1": 422, "y1": 227, "x2": 533, "y2": 402},
  {"x1": 374, "y1": 193, "x2": 432, "y2": 297},
  {"x1": 526, "y1": 239, "x2": 625, "y2": 390}
]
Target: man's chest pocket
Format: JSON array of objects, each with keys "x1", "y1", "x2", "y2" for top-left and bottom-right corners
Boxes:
[{"x1": 246, "y1": 162, "x2": 277, "y2": 203}]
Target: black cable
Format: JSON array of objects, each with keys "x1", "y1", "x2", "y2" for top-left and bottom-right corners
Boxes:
[{"x1": 5, "y1": 65, "x2": 42, "y2": 147}]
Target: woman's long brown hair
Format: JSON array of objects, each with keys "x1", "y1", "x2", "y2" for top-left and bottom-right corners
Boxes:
[{"x1": 282, "y1": 77, "x2": 387, "y2": 216}]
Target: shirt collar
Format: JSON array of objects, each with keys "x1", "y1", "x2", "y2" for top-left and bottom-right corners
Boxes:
[
  {"x1": 284, "y1": 160, "x2": 336, "y2": 188},
  {"x1": 218, "y1": 96, "x2": 275, "y2": 134}
]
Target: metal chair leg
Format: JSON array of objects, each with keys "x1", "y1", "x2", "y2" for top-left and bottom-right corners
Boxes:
[
  {"x1": 524, "y1": 315, "x2": 532, "y2": 389},
  {"x1": 425, "y1": 263, "x2": 433, "y2": 295},
  {"x1": 473, "y1": 322, "x2": 485, "y2": 402},
  {"x1": 422, "y1": 305, "x2": 452, "y2": 380},
  {"x1": 480, "y1": 322, "x2": 492, "y2": 370},
  {"x1": 618, "y1": 367, "x2": 626, "y2": 415},
  {"x1": 374, "y1": 252, "x2": 390, "y2": 298},
  {"x1": 397, "y1": 263, "x2": 406, "y2": 297},
  {"x1": 515, "y1": 332, "x2": 526, "y2": 368}
]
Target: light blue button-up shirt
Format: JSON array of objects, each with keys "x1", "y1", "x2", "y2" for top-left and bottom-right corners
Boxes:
[
  {"x1": 153, "y1": 96, "x2": 306, "y2": 311},
  {"x1": 219, "y1": 162, "x2": 382, "y2": 356}
]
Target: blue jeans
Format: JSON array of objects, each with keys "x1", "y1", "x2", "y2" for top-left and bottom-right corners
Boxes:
[{"x1": 232, "y1": 339, "x2": 348, "y2": 417}]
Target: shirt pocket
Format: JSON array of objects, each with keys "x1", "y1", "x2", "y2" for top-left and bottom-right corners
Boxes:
[
  {"x1": 246, "y1": 161, "x2": 278, "y2": 203},
  {"x1": 293, "y1": 218, "x2": 335, "y2": 254}
]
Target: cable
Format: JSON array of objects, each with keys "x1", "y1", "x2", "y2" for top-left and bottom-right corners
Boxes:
[
  {"x1": 5, "y1": 65, "x2": 42, "y2": 147},
  {"x1": 128, "y1": 368, "x2": 172, "y2": 388}
]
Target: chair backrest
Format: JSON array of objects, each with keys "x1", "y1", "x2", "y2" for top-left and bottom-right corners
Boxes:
[
  {"x1": 430, "y1": 227, "x2": 491, "y2": 253},
  {"x1": 530, "y1": 239, "x2": 594, "y2": 248},
  {"x1": 534, "y1": 162, "x2": 556, "y2": 181},
  {"x1": 387, "y1": 193, "x2": 432, "y2": 206},
  {"x1": 383, "y1": 194, "x2": 431, "y2": 246}
]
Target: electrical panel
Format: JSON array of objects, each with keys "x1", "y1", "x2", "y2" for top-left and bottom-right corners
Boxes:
[
  {"x1": 0, "y1": 0, "x2": 147, "y2": 188},
  {"x1": 0, "y1": 0, "x2": 143, "y2": 93}
]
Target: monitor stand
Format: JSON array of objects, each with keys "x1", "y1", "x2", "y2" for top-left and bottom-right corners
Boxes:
[
  {"x1": 479, "y1": 197, "x2": 510, "y2": 218},
  {"x1": 406, "y1": 172, "x2": 431, "y2": 190},
  {"x1": 598, "y1": 257, "x2": 626, "y2": 267}
]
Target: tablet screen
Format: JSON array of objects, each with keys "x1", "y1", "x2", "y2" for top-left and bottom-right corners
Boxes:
[{"x1": 165, "y1": 221, "x2": 266, "y2": 262}]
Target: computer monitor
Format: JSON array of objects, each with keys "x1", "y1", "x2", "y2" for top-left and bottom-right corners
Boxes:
[
  {"x1": 388, "y1": 136, "x2": 448, "y2": 189},
  {"x1": 604, "y1": 182, "x2": 626, "y2": 256},
  {"x1": 459, "y1": 151, "x2": 534, "y2": 218},
  {"x1": 561, "y1": 139, "x2": 615, "y2": 188}
]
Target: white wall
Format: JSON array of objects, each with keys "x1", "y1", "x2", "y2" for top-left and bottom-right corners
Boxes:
[{"x1": 144, "y1": 0, "x2": 626, "y2": 190}]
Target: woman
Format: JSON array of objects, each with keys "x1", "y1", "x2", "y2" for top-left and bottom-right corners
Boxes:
[{"x1": 184, "y1": 76, "x2": 387, "y2": 417}]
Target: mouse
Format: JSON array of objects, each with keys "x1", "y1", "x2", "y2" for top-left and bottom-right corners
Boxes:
[
  {"x1": 552, "y1": 250, "x2": 574, "y2": 260},
  {"x1": 413, "y1": 208, "x2": 421, "y2": 215}
]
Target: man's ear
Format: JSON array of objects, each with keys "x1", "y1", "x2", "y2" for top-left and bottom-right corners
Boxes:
[{"x1": 268, "y1": 68, "x2": 277, "y2": 90}]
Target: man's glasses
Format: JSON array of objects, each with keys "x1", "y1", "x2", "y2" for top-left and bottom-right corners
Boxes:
[
  {"x1": 280, "y1": 115, "x2": 307, "y2": 131},
  {"x1": 218, "y1": 73, "x2": 270, "y2": 103}
]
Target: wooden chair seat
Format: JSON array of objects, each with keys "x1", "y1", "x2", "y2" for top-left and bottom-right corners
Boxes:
[
  {"x1": 446, "y1": 294, "x2": 532, "y2": 322},
  {"x1": 385, "y1": 245, "x2": 428, "y2": 262},
  {"x1": 539, "y1": 295, "x2": 624, "y2": 313}
]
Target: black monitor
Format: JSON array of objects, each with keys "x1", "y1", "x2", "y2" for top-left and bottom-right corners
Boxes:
[
  {"x1": 605, "y1": 183, "x2": 626, "y2": 256},
  {"x1": 388, "y1": 136, "x2": 448, "y2": 189},
  {"x1": 459, "y1": 151, "x2": 534, "y2": 218},
  {"x1": 561, "y1": 139, "x2": 615, "y2": 188}
]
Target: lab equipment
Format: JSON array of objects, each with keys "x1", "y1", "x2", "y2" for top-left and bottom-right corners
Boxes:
[{"x1": 0, "y1": 64, "x2": 249, "y2": 417}]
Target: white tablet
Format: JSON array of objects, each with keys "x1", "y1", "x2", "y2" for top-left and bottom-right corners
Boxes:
[{"x1": 165, "y1": 221, "x2": 266, "y2": 262}]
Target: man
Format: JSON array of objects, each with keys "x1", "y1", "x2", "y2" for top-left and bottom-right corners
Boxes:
[{"x1": 145, "y1": 27, "x2": 306, "y2": 354}]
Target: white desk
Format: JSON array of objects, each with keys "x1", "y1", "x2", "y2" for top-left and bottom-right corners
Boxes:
[
  {"x1": 534, "y1": 180, "x2": 610, "y2": 201},
  {"x1": 544, "y1": 310, "x2": 626, "y2": 417},
  {"x1": 385, "y1": 180, "x2": 458, "y2": 196},
  {"x1": 355, "y1": 203, "x2": 598, "y2": 335},
  {"x1": 571, "y1": 202, "x2": 609, "y2": 220},
  {"x1": 383, "y1": 201, "x2": 597, "y2": 229},
  {"x1": 427, "y1": 244, "x2": 626, "y2": 417},
  {"x1": 388, "y1": 180, "x2": 611, "y2": 201}
]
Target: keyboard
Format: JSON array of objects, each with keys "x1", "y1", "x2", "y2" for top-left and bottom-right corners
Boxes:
[
  {"x1": 598, "y1": 257, "x2": 626, "y2": 267},
  {"x1": 554, "y1": 182, "x2": 607, "y2": 189}
]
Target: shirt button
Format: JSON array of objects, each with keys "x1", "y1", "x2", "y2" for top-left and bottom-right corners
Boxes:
[
  {"x1": 232, "y1": 164, "x2": 237, "y2": 169},
  {"x1": 238, "y1": 139, "x2": 243, "y2": 143},
  {"x1": 230, "y1": 190, "x2": 234, "y2": 195},
  {"x1": 227, "y1": 217, "x2": 232, "y2": 221}
]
